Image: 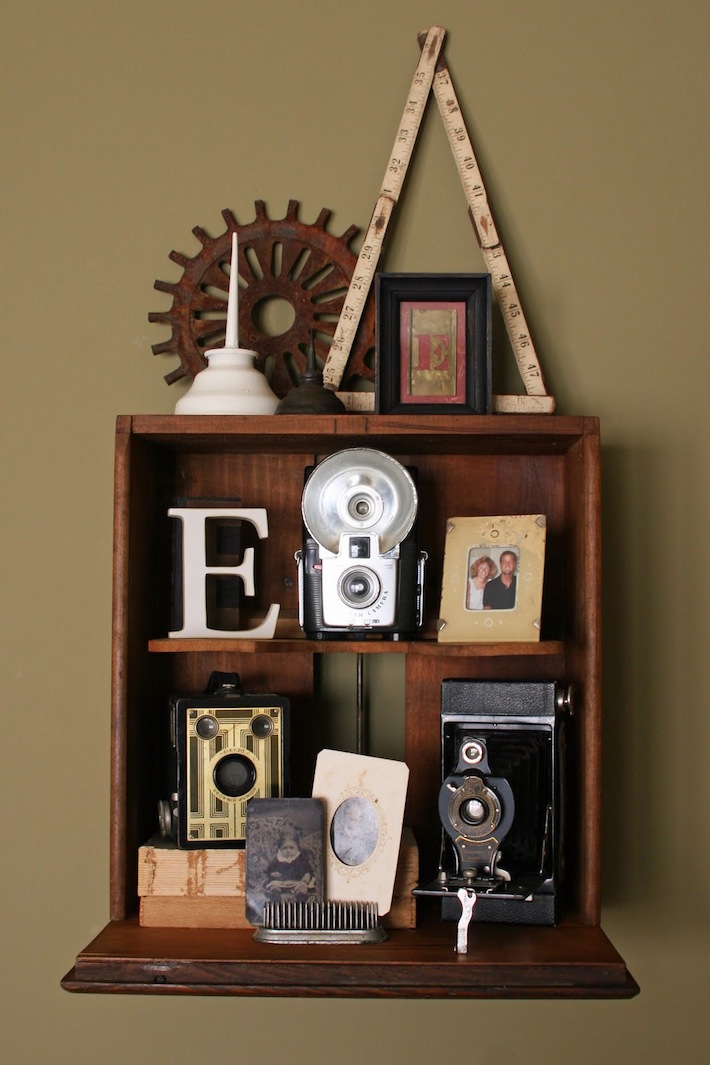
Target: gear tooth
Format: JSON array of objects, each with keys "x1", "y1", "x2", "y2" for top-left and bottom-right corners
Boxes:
[
  {"x1": 254, "y1": 200, "x2": 268, "y2": 221},
  {"x1": 153, "y1": 279, "x2": 178, "y2": 296},
  {"x1": 222, "y1": 208, "x2": 238, "y2": 230},
  {"x1": 148, "y1": 310, "x2": 172, "y2": 324},
  {"x1": 169, "y1": 250, "x2": 190, "y2": 268},
  {"x1": 151, "y1": 339, "x2": 177, "y2": 356},
  {"x1": 313, "y1": 207, "x2": 331, "y2": 230},
  {"x1": 192, "y1": 225, "x2": 211, "y2": 245},
  {"x1": 340, "y1": 223, "x2": 360, "y2": 246},
  {"x1": 164, "y1": 364, "x2": 188, "y2": 385},
  {"x1": 286, "y1": 199, "x2": 299, "y2": 221}
]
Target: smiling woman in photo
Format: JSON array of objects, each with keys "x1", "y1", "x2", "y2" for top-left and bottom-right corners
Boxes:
[{"x1": 466, "y1": 555, "x2": 497, "y2": 610}]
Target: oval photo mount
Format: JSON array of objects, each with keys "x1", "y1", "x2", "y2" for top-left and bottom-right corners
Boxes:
[{"x1": 330, "y1": 796, "x2": 380, "y2": 867}]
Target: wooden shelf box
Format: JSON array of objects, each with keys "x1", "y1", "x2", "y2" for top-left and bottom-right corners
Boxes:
[{"x1": 62, "y1": 414, "x2": 638, "y2": 998}]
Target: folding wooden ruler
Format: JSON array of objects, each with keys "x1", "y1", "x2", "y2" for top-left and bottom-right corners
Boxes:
[{"x1": 323, "y1": 26, "x2": 554, "y2": 414}]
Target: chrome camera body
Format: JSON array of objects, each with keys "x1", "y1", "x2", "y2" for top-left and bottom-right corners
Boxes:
[
  {"x1": 296, "y1": 448, "x2": 426, "y2": 640},
  {"x1": 320, "y1": 532, "x2": 399, "y2": 628}
]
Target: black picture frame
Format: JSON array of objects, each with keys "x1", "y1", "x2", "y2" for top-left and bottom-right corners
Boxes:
[{"x1": 375, "y1": 272, "x2": 492, "y2": 414}]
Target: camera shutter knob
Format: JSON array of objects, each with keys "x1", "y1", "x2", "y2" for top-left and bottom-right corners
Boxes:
[
  {"x1": 556, "y1": 684, "x2": 575, "y2": 715},
  {"x1": 158, "y1": 797, "x2": 177, "y2": 840}
]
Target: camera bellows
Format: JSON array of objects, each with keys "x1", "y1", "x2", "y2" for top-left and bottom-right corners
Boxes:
[{"x1": 254, "y1": 900, "x2": 386, "y2": 944}]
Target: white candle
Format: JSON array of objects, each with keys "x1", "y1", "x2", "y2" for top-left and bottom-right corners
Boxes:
[{"x1": 225, "y1": 231, "x2": 239, "y2": 349}]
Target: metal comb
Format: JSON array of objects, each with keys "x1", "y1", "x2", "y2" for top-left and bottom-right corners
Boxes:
[{"x1": 254, "y1": 900, "x2": 386, "y2": 944}]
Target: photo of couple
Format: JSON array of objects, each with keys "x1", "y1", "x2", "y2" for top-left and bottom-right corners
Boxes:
[
  {"x1": 437, "y1": 514, "x2": 545, "y2": 644},
  {"x1": 465, "y1": 547, "x2": 519, "y2": 611}
]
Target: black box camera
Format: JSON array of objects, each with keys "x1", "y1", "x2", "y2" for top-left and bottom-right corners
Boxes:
[
  {"x1": 159, "y1": 672, "x2": 289, "y2": 849},
  {"x1": 416, "y1": 679, "x2": 571, "y2": 925}
]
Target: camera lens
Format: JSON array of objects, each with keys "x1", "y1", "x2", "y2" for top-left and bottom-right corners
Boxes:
[
  {"x1": 213, "y1": 754, "x2": 257, "y2": 798},
  {"x1": 250, "y1": 714, "x2": 274, "y2": 739},
  {"x1": 461, "y1": 798, "x2": 488, "y2": 825},
  {"x1": 195, "y1": 714, "x2": 220, "y2": 740},
  {"x1": 338, "y1": 567, "x2": 380, "y2": 609}
]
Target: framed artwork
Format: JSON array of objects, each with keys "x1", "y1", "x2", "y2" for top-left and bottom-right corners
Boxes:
[
  {"x1": 375, "y1": 273, "x2": 491, "y2": 414},
  {"x1": 437, "y1": 514, "x2": 547, "y2": 643}
]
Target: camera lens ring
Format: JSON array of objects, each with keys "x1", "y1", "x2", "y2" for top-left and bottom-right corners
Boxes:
[
  {"x1": 337, "y1": 566, "x2": 381, "y2": 610},
  {"x1": 449, "y1": 776, "x2": 502, "y2": 840},
  {"x1": 212, "y1": 752, "x2": 257, "y2": 798}
]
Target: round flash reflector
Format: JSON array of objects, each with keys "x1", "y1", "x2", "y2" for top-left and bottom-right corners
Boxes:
[{"x1": 301, "y1": 448, "x2": 417, "y2": 555}]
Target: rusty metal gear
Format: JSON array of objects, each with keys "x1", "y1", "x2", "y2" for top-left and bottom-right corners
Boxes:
[{"x1": 149, "y1": 199, "x2": 375, "y2": 396}]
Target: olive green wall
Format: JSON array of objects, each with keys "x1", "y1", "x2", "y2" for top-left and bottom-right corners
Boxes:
[{"x1": 2, "y1": 0, "x2": 707, "y2": 1060}]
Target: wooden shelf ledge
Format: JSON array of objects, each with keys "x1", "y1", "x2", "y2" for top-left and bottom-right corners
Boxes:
[
  {"x1": 149, "y1": 636, "x2": 566, "y2": 657},
  {"x1": 62, "y1": 917, "x2": 639, "y2": 999}
]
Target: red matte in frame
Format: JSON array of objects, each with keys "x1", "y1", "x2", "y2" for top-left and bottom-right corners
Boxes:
[{"x1": 399, "y1": 301, "x2": 467, "y2": 404}]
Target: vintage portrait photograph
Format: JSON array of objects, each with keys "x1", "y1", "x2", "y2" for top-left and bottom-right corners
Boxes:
[{"x1": 245, "y1": 797, "x2": 325, "y2": 925}]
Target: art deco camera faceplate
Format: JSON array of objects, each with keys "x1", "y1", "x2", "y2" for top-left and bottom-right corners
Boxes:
[
  {"x1": 296, "y1": 448, "x2": 426, "y2": 639},
  {"x1": 159, "y1": 675, "x2": 289, "y2": 849}
]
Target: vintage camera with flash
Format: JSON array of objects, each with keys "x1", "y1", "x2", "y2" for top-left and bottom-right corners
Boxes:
[{"x1": 296, "y1": 448, "x2": 427, "y2": 639}]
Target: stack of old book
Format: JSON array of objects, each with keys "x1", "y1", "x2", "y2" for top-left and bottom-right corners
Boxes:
[{"x1": 138, "y1": 828, "x2": 419, "y2": 929}]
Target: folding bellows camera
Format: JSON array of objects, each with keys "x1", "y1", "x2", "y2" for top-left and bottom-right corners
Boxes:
[
  {"x1": 296, "y1": 447, "x2": 427, "y2": 639},
  {"x1": 416, "y1": 679, "x2": 572, "y2": 925},
  {"x1": 159, "y1": 673, "x2": 289, "y2": 849}
]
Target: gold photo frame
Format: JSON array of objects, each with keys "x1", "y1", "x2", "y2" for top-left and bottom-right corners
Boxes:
[{"x1": 437, "y1": 515, "x2": 547, "y2": 643}]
